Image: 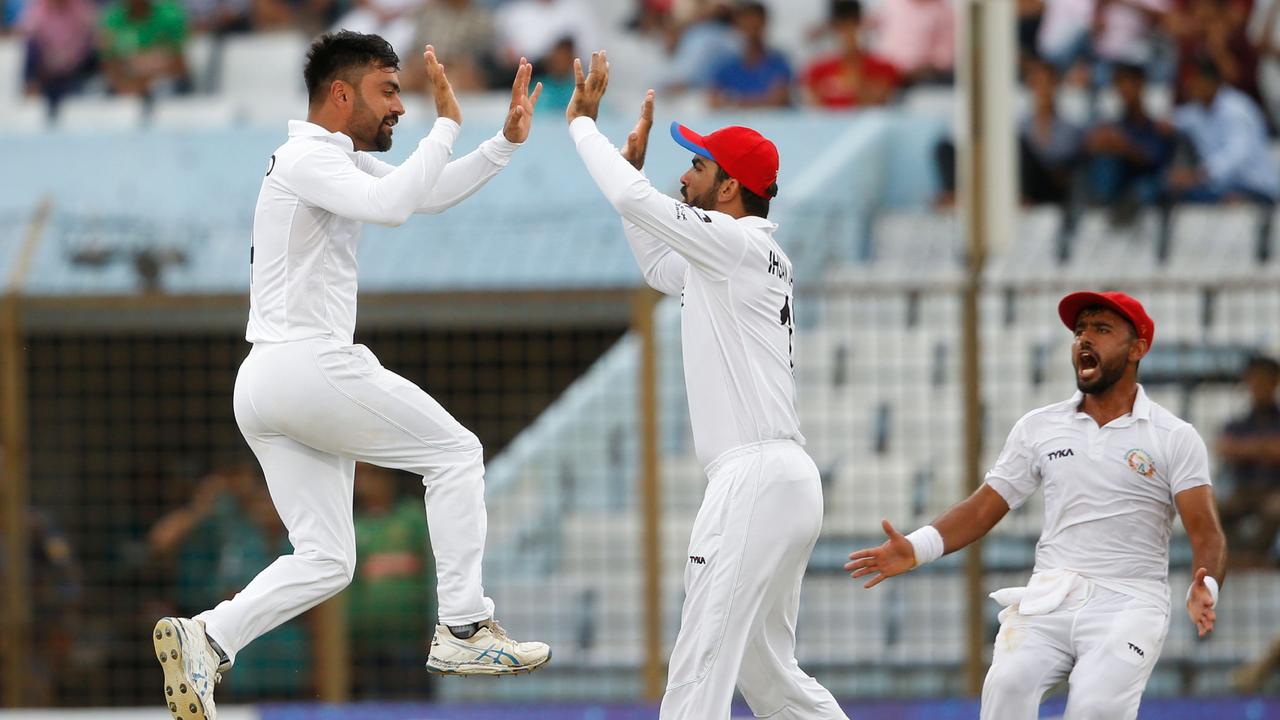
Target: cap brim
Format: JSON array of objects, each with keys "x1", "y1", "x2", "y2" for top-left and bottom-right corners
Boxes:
[
  {"x1": 1058, "y1": 291, "x2": 1125, "y2": 332},
  {"x1": 670, "y1": 121, "x2": 714, "y2": 162}
]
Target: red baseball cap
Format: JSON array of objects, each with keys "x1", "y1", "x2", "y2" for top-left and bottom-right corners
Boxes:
[
  {"x1": 670, "y1": 121, "x2": 779, "y2": 198},
  {"x1": 1058, "y1": 291, "x2": 1155, "y2": 347}
]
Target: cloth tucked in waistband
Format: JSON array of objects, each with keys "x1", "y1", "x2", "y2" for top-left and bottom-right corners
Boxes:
[{"x1": 990, "y1": 569, "x2": 1092, "y2": 616}]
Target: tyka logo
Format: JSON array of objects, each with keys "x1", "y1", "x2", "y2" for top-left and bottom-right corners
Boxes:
[
  {"x1": 1127, "y1": 642, "x2": 1145, "y2": 658},
  {"x1": 1047, "y1": 448, "x2": 1075, "y2": 461},
  {"x1": 689, "y1": 555, "x2": 707, "y2": 565}
]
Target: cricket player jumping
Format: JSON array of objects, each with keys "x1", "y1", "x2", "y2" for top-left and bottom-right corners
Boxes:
[
  {"x1": 567, "y1": 51, "x2": 848, "y2": 720},
  {"x1": 151, "y1": 31, "x2": 550, "y2": 720},
  {"x1": 847, "y1": 291, "x2": 1227, "y2": 719}
]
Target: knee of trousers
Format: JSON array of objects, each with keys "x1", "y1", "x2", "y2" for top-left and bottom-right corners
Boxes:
[
  {"x1": 305, "y1": 549, "x2": 357, "y2": 590},
  {"x1": 983, "y1": 657, "x2": 1045, "y2": 701},
  {"x1": 426, "y1": 441, "x2": 485, "y2": 480}
]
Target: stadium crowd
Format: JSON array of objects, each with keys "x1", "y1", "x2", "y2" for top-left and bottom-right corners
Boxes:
[{"x1": 6, "y1": 0, "x2": 1280, "y2": 208}]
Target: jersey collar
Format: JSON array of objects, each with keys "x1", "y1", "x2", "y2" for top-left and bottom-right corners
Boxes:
[
  {"x1": 288, "y1": 120, "x2": 355, "y2": 152},
  {"x1": 738, "y1": 215, "x2": 778, "y2": 233},
  {"x1": 1070, "y1": 384, "x2": 1152, "y2": 425}
]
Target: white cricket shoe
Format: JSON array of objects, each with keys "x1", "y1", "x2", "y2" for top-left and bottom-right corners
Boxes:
[
  {"x1": 153, "y1": 617, "x2": 222, "y2": 720},
  {"x1": 426, "y1": 619, "x2": 551, "y2": 675}
]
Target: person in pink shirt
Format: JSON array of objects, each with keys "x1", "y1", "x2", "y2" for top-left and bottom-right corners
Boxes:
[
  {"x1": 18, "y1": 0, "x2": 99, "y2": 113},
  {"x1": 871, "y1": 0, "x2": 955, "y2": 84}
]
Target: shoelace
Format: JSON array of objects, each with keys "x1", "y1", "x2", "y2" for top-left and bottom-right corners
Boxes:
[{"x1": 486, "y1": 620, "x2": 510, "y2": 641}]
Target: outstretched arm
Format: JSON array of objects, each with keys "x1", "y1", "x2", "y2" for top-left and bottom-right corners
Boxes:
[
  {"x1": 356, "y1": 58, "x2": 543, "y2": 215},
  {"x1": 1177, "y1": 484, "x2": 1227, "y2": 637},
  {"x1": 289, "y1": 46, "x2": 460, "y2": 227},
  {"x1": 617, "y1": 89, "x2": 688, "y2": 295},
  {"x1": 845, "y1": 484, "x2": 1010, "y2": 588},
  {"x1": 567, "y1": 51, "x2": 747, "y2": 277}
]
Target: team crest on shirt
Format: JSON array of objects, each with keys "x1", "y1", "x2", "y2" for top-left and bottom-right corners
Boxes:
[{"x1": 1126, "y1": 449, "x2": 1156, "y2": 478}]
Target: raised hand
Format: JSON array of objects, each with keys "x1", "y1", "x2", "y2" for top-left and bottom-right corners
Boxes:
[
  {"x1": 844, "y1": 519, "x2": 918, "y2": 589},
  {"x1": 1187, "y1": 567, "x2": 1217, "y2": 637},
  {"x1": 621, "y1": 89, "x2": 655, "y2": 170},
  {"x1": 566, "y1": 50, "x2": 610, "y2": 123},
  {"x1": 503, "y1": 57, "x2": 543, "y2": 143},
  {"x1": 424, "y1": 45, "x2": 462, "y2": 125}
]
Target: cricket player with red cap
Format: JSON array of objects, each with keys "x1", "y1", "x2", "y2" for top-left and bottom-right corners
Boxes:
[
  {"x1": 566, "y1": 51, "x2": 848, "y2": 720},
  {"x1": 847, "y1": 291, "x2": 1228, "y2": 719}
]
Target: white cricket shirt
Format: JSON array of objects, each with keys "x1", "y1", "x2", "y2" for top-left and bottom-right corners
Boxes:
[
  {"x1": 985, "y1": 385, "x2": 1212, "y2": 609},
  {"x1": 247, "y1": 118, "x2": 519, "y2": 345},
  {"x1": 570, "y1": 117, "x2": 804, "y2": 468}
]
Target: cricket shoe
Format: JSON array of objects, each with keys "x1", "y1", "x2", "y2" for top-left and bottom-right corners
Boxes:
[
  {"x1": 153, "y1": 617, "x2": 223, "y2": 720},
  {"x1": 426, "y1": 619, "x2": 551, "y2": 675}
]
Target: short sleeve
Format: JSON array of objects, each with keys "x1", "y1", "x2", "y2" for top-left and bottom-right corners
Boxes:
[
  {"x1": 984, "y1": 415, "x2": 1041, "y2": 509},
  {"x1": 1167, "y1": 422, "x2": 1212, "y2": 496}
]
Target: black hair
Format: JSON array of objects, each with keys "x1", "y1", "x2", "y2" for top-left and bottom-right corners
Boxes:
[
  {"x1": 1191, "y1": 55, "x2": 1222, "y2": 83},
  {"x1": 737, "y1": 1, "x2": 768, "y2": 20},
  {"x1": 304, "y1": 31, "x2": 400, "y2": 106},
  {"x1": 1112, "y1": 61, "x2": 1146, "y2": 81},
  {"x1": 1245, "y1": 354, "x2": 1280, "y2": 376},
  {"x1": 831, "y1": 0, "x2": 862, "y2": 22},
  {"x1": 1077, "y1": 304, "x2": 1139, "y2": 340},
  {"x1": 714, "y1": 165, "x2": 775, "y2": 218}
]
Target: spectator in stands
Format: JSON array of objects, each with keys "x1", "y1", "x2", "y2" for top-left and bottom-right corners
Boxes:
[
  {"x1": 708, "y1": 1, "x2": 792, "y2": 108},
  {"x1": 531, "y1": 36, "x2": 578, "y2": 110},
  {"x1": 661, "y1": 0, "x2": 739, "y2": 94},
  {"x1": 148, "y1": 465, "x2": 309, "y2": 700},
  {"x1": 1018, "y1": 0, "x2": 1045, "y2": 62},
  {"x1": 495, "y1": 0, "x2": 597, "y2": 69},
  {"x1": 0, "y1": 508, "x2": 83, "y2": 704},
  {"x1": 181, "y1": 0, "x2": 250, "y2": 34},
  {"x1": 403, "y1": 0, "x2": 497, "y2": 93},
  {"x1": 1020, "y1": 54, "x2": 1083, "y2": 204},
  {"x1": 1082, "y1": 62, "x2": 1174, "y2": 209},
  {"x1": 869, "y1": 0, "x2": 955, "y2": 85},
  {"x1": 802, "y1": 0, "x2": 900, "y2": 109},
  {"x1": 349, "y1": 463, "x2": 436, "y2": 699},
  {"x1": 1037, "y1": 0, "x2": 1094, "y2": 78},
  {"x1": 1092, "y1": 0, "x2": 1170, "y2": 81},
  {"x1": 629, "y1": 0, "x2": 673, "y2": 37},
  {"x1": 1168, "y1": 0, "x2": 1264, "y2": 118},
  {"x1": 1167, "y1": 57, "x2": 1279, "y2": 202},
  {"x1": 17, "y1": 0, "x2": 98, "y2": 114},
  {"x1": 331, "y1": 0, "x2": 423, "y2": 61},
  {"x1": 99, "y1": 0, "x2": 191, "y2": 97},
  {"x1": 1216, "y1": 355, "x2": 1280, "y2": 567}
]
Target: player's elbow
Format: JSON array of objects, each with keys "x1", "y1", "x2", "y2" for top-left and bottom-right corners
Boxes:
[{"x1": 606, "y1": 179, "x2": 655, "y2": 217}]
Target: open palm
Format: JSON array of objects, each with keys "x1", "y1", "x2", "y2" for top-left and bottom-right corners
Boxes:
[
  {"x1": 503, "y1": 58, "x2": 542, "y2": 143},
  {"x1": 844, "y1": 520, "x2": 917, "y2": 588}
]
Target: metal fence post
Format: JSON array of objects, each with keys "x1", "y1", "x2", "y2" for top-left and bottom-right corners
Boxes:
[{"x1": 632, "y1": 288, "x2": 664, "y2": 701}]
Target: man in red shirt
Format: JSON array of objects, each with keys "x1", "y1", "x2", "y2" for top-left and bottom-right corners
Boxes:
[{"x1": 802, "y1": 0, "x2": 900, "y2": 109}]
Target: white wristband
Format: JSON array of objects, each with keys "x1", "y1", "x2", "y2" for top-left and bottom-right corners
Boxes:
[
  {"x1": 906, "y1": 525, "x2": 944, "y2": 568},
  {"x1": 1187, "y1": 575, "x2": 1219, "y2": 608}
]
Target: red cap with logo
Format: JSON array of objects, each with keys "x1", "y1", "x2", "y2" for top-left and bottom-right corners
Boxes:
[
  {"x1": 1057, "y1": 291, "x2": 1155, "y2": 347},
  {"x1": 670, "y1": 121, "x2": 779, "y2": 198}
]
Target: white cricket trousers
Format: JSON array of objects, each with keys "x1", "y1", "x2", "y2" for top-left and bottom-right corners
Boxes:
[
  {"x1": 197, "y1": 339, "x2": 495, "y2": 664},
  {"x1": 660, "y1": 440, "x2": 848, "y2": 720},
  {"x1": 981, "y1": 583, "x2": 1169, "y2": 720}
]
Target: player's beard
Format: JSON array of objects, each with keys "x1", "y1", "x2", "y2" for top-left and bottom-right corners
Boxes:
[
  {"x1": 352, "y1": 95, "x2": 395, "y2": 152},
  {"x1": 1074, "y1": 349, "x2": 1127, "y2": 395},
  {"x1": 681, "y1": 182, "x2": 719, "y2": 212}
]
